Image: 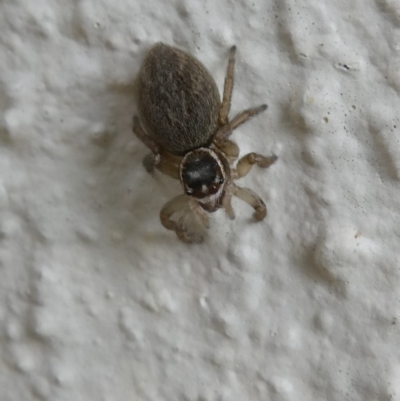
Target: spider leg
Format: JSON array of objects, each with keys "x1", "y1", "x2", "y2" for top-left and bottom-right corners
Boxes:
[
  {"x1": 215, "y1": 104, "x2": 268, "y2": 142},
  {"x1": 133, "y1": 116, "x2": 181, "y2": 179},
  {"x1": 232, "y1": 153, "x2": 277, "y2": 179},
  {"x1": 222, "y1": 187, "x2": 236, "y2": 220},
  {"x1": 160, "y1": 195, "x2": 209, "y2": 243},
  {"x1": 133, "y1": 116, "x2": 160, "y2": 153},
  {"x1": 219, "y1": 45, "x2": 237, "y2": 126},
  {"x1": 214, "y1": 139, "x2": 239, "y2": 164},
  {"x1": 232, "y1": 184, "x2": 267, "y2": 221}
]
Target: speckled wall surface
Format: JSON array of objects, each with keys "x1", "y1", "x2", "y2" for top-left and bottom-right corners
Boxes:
[{"x1": 1, "y1": 0, "x2": 400, "y2": 400}]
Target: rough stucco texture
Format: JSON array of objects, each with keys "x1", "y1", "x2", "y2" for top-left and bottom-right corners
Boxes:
[{"x1": 1, "y1": 0, "x2": 400, "y2": 400}]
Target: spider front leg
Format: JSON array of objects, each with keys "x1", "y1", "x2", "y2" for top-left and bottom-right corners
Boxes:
[
  {"x1": 233, "y1": 153, "x2": 277, "y2": 179},
  {"x1": 160, "y1": 195, "x2": 210, "y2": 244},
  {"x1": 133, "y1": 116, "x2": 180, "y2": 179}
]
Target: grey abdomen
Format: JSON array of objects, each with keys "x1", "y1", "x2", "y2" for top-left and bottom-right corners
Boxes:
[{"x1": 137, "y1": 43, "x2": 221, "y2": 155}]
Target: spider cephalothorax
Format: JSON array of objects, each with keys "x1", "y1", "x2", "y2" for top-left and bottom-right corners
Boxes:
[
  {"x1": 133, "y1": 43, "x2": 277, "y2": 243},
  {"x1": 180, "y1": 148, "x2": 228, "y2": 213}
]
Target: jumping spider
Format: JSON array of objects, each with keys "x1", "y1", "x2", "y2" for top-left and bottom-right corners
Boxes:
[{"x1": 133, "y1": 43, "x2": 277, "y2": 243}]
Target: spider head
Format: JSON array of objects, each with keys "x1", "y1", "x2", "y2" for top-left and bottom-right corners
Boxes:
[{"x1": 179, "y1": 148, "x2": 227, "y2": 212}]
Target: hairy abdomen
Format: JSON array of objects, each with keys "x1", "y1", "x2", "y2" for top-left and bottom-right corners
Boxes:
[{"x1": 137, "y1": 43, "x2": 221, "y2": 155}]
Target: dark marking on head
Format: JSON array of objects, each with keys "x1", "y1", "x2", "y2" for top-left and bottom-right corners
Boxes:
[
  {"x1": 182, "y1": 157, "x2": 218, "y2": 189},
  {"x1": 180, "y1": 148, "x2": 225, "y2": 199}
]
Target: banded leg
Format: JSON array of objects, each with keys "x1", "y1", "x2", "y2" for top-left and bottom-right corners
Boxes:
[
  {"x1": 233, "y1": 153, "x2": 277, "y2": 179},
  {"x1": 219, "y1": 45, "x2": 237, "y2": 126},
  {"x1": 215, "y1": 104, "x2": 268, "y2": 142},
  {"x1": 232, "y1": 184, "x2": 267, "y2": 221}
]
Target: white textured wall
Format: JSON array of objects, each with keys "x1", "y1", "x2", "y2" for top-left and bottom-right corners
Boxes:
[{"x1": 1, "y1": 0, "x2": 400, "y2": 400}]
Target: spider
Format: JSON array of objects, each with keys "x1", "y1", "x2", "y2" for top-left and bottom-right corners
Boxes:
[{"x1": 133, "y1": 43, "x2": 277, "y2": 243}]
